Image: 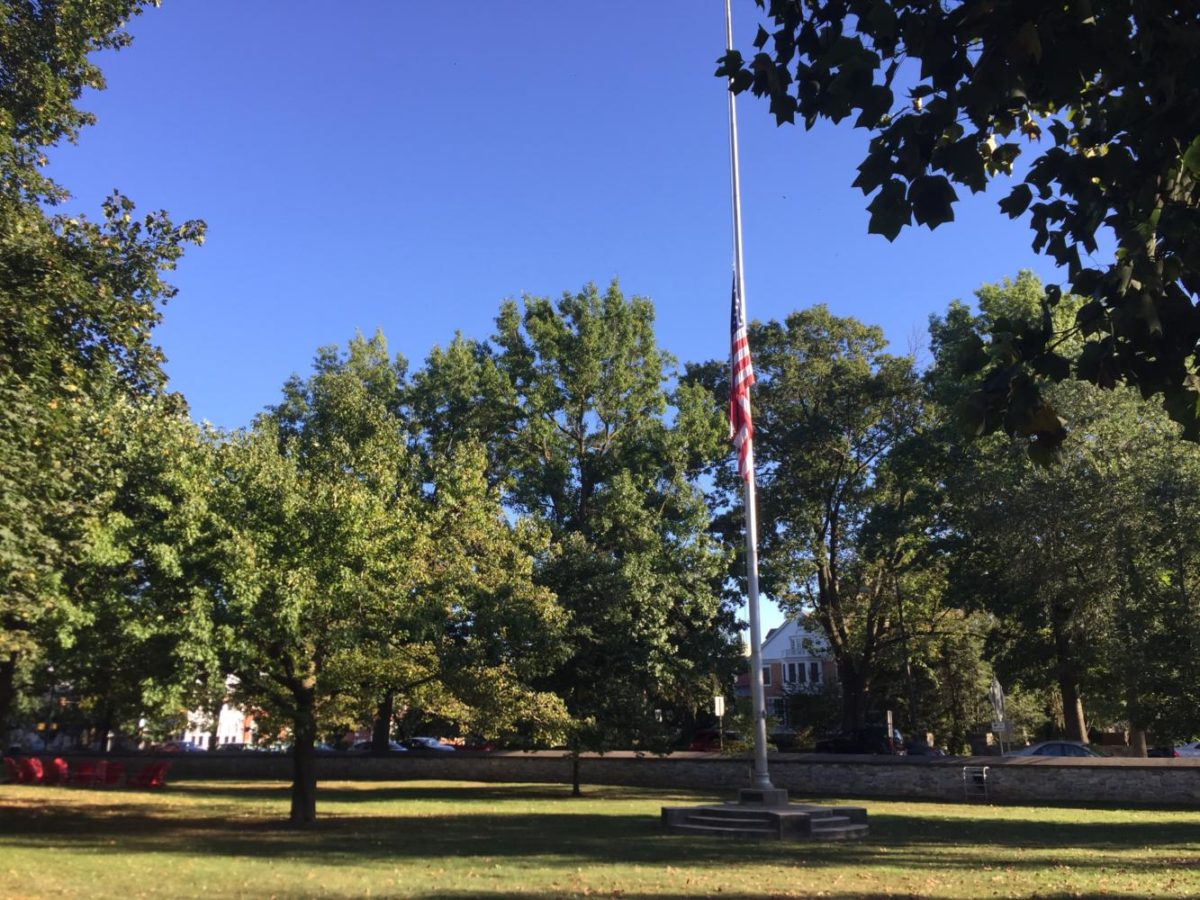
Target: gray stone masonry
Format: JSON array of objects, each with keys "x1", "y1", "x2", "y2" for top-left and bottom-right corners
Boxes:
[{"x1": 65, "y1": 750, "x2": 1200, "y2": 808}]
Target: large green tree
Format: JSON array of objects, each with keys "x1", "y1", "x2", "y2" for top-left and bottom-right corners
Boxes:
[
  {"x1": 932, "y1": 274, "x2": 1200, "y2": 749},
  {"x1": 215, "y1": 335, "x2": 566, "y2": 824},
  {"x1": 37, "y1": 394, "x2": 218, "y2": 750},
  {"x1": 691, "y1": 306, "x2": 932, "y2": 732},
  {"x1": 0, "y1": 1, "x2": 204, "y2": 729},
  {"x1": 480, "y1": 282, "x2": 740, "y2": 790},
  {"x1": 722, "y1": 1, "x2": 1200, "y2": 445},
  {"x1": 214, "y1": 392, "x2": 424, "y2": 823}
]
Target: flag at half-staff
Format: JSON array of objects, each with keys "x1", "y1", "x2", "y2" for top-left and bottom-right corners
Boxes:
[
  {"x1": 729, "y1": 276, "x2": 755, "y2": 480},
  {"x1": 724, "y1": 0, "x2": 774, "y2": 795}
]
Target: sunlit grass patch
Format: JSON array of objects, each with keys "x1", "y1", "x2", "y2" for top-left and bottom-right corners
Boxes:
[{"x1": 1, "y1": 779, "x2": 1198, "y2": 897}]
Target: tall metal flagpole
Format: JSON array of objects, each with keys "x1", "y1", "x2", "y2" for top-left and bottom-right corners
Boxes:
[{"x1": 725, "y1": 0, "x2": 773, "y2": 793}]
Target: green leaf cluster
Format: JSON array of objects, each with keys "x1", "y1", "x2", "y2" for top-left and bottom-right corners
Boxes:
[
  {"x1": 481, "y1": 283, "x2": 740, "y2": 761},
  {"x1": 933, "y1": 276, "x2": 1200, "y2": 745},
  {"x1": 0, "y1": 1, "x2": 204, "y2": 729},
  {"x1": 729, "y1": 1, "x2": 1200, "y2": 438}
]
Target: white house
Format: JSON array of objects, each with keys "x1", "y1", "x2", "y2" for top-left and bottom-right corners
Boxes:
[{"x1": 737, "y1": 617, "x2": 838, "y2": 726}]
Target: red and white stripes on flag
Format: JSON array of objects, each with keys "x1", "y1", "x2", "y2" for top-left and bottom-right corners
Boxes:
[{"x1": 729, "y1": 276, "x2": 755, "y2": 480}]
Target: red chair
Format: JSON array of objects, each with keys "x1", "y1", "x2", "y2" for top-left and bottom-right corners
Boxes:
[
  {"x1": 129, "y1": 761, "x2": 170, "y2": 789},
  {"x1": 2, "y1": 757, "x2": 22, "y2": 784},
  {"x1": 70, "y1": 760, "x2": 96, "y2": 786},
  {"x1": 44, "y1": 757, "x2": 69, "y2": 785},
  {"x1": 17, "y1": 757, "x2": 43, "y2": 784}
]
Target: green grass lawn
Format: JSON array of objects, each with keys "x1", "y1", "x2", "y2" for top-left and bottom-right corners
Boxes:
[{"x1": 1, "y1": 779, "x2": 1199, "y2": 898}]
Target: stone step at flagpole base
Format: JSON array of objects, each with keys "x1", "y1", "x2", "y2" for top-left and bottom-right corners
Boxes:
[
  {"x1": 738, "y1": 786, "x2": 790, "y2": 806},
  {"x1": 662, "y1": 799, "x2": 869, "y2": 841}
]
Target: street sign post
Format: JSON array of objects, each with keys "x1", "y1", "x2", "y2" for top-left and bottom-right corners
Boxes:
[
  {"x1": 988, "y1": 677, "x2": 1008, "y2": 754},
  {"x1": 714, "y1": 696, "x2": 726, "y2": 750}
]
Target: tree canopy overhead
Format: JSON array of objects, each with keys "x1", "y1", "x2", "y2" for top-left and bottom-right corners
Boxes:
[{"x1": 721, "y1": 1, "x2": 1200, "y2": 446}]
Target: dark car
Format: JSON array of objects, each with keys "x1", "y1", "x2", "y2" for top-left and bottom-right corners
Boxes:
[
  {"x1": 905, "y1": 739, "x2": 947, "y2": 757},
  {"x1": 1009, "y1": 741, "x2": 1104, "y2": 757},
  {"x1": 687, "y1": 729, "x2": 741, "y2": 752},
  {"x1": 1148, "y1": 746, "x2": 1179, "y2": 758},
  {"x1": 814, "y1": 726, "x2": 905, "y2": 755},
  {"x1": 157, "y1": 740, "x2": 205, "y2": 753}
]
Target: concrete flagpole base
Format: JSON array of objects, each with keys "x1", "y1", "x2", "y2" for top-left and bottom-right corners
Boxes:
[
  {"x1": 737, "y1": 786, "x2": 791, "y2": 807},
  {"x1": 662, "y1": 794, "x2": 869, "y2": 841}
]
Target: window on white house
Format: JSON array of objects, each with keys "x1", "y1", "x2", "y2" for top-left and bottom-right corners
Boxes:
[
  {"x1": 810, "y1": 661, "x2": 821, "y2": 683},
  {"x1": 785, "y1": 662, "x2": 796, "y2": 683},
  {"x1": 796, "y1": 663, "x2": 807, "y2": 684},
  {"x1": 762, "y1": 666, "x2": 771, "y2": 686}
]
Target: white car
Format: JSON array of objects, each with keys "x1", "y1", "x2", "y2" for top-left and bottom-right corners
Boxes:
[
  {"x1": 403, "y1": 736, "x2": 455, "y2": 753},
  {"x1": 1174, "y1": 741, "x2": 1200, "y2": 757}
]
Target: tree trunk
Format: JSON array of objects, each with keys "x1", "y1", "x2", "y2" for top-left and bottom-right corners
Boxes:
[
  {"x1": 838, "y1": 664, "x2": 868, "y2": 732},
  {"x1": 894, "y1": 582, "x2": 919, "y2": 731},
  {"x1": 1061, "y1": 690, "x2": 1088, "y2": 743},
  {"x1": 97, "y1": 706, "x2": 114, "y2": 755},
  {"x1": 290, "y1": 689, "x2": 318, "y2": 826},
  {"x1": 1050, "y1": 602, "x2": 1088, "y2": 742},
  {"x1": 571, "y1": 752, "x2": 582, "y2": 797},
  {"x1": 371, "y1": 692, "x2": 395, "y2": 754},
  {"x1": 0, "y1": 652, "x2": 16, "y2": 732},
  {"x1": 205, "y1": 698, "x2": 221, "y2": 752},
  {"x1": 1128, "y1": 728, "x2": 1148, "y2": 757},
  {"x1": 1116, "y1": 529, "x2": 1149, "y2": 758},
  {"x1": 1124, "y1": 668, "x2": 1150, "y2": 757}
]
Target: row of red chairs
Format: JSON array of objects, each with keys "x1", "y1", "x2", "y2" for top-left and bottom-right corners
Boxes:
[{"x1": 2, "y1": 757, "x2": 169, "y2": 789}]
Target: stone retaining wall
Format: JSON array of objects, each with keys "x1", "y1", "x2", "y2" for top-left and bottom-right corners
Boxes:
[{"x1": 77, "y1": 751, "x2": 1200, "y2": 807}]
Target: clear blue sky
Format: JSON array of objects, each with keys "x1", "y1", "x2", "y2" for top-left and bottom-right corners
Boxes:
[{"x1": 49, "y1": 1, "x2": 1064, "y2": 629}]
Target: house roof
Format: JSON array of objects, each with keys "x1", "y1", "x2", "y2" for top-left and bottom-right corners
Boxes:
[{"x1": 761, "y1": 617, "x2": 830, "y2": 661}]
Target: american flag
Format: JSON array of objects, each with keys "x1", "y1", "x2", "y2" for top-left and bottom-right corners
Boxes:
[{"x1": 729, "y1": 276, "x2": 755, "y2": 480}]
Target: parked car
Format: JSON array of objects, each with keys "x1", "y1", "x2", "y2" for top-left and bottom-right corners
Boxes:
[
  {"x1": 904, "y1": 740, "x2": 947, "y2": 757},
  {"x1": 1148, "y1": 746, "x2": 1180, "y2": 758},
  {"x1": 459, "y1": 736, "x2": 498, "y2": 752},
  {"x1": 349, "y1": 740, "x2": 408, "y2": 754},
  {"x1": 814, "y1": 726, "x2": 905, "y2": 755},
  {"x1": 157, "y1": 740, "x2": 205, "y2": 753},
  {"x1": 1009, "y1": 741, "x2": 1104, "y2": 757},
  {"x1": 1174, "y1": 741, "x2": 1200, "y2": 757},
  {"x1": 402, "y1": 736, "x2": 455, "y2": 754}
]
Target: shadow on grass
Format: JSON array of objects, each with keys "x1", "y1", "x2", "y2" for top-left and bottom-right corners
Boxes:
[
  {"x1": 171, "y1": 781, "x2": 675, "y2": 805},
  {"x1": 867, "y1": 809, "x2": 1200, "y2": 850},
  {"x1": 2, "y1": 783, "x2": 1199, "y2": 879}
]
